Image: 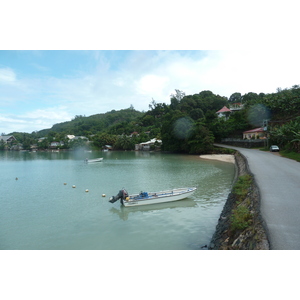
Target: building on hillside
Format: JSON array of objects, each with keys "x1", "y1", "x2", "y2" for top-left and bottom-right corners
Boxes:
[
  {"x1": 216, "y1": 106, "x2": 231, "y2": 119},
  {"x1": 103, "y1": 145, "x2": 113, "y2": 151},
  {"x1": 50, "y1": 141, "x2": 63, "y2": 148},
  {"x1": 229, "y1": 103, "x2": 244, "y2": 111},
  {"x1": 66, "y1": 135, "x2": 75, "y2": 140},
  {"x1": 135, "y1": 138, "x2": 162, "y2": 151},
  {"x1": 0, "y1": 135, "x2": 17, "y2": 143},
  {"x1": 243, "y1": 127, "x2": 267, "y2": 139}
]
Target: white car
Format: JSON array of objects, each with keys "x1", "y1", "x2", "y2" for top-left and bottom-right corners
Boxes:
[{"x1": 270, "y1": 145, "x2": 280, "y2": 152}]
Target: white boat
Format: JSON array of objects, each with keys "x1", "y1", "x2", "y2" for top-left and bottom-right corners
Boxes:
[
  {"x1": 109, "y1": 187, "x2": 197, "y2": 207},
  {"x1": 85, "y1": 157, "x2": 103, "y2": 163}
]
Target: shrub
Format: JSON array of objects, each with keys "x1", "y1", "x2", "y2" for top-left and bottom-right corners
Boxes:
[
  {"x1": 232, "y1": 174, "x2": 252, "y2": 202},
  {"x1": 230, "y1": 205, "x2": 252, "y2": 231}
]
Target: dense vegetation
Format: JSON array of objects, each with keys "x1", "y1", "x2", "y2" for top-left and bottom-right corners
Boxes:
[{"x1": 2, "y1": 85, "x2": 300, "y2": 154}]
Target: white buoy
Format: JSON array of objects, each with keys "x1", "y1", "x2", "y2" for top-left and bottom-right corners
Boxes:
[
  {"x1": 72, "y1": 185, "x2": 76, "y2": 188},
  {"x1": 102, "y1": 194, "x2": 106, "y2": 197},
  {"x1": 85, "y1": 189, "x2": 89, "y2": 192}
]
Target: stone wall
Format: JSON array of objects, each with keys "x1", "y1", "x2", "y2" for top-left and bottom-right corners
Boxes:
[
  {"x1": 209, "y1": 151, "x2": 270, "y2": 250},
  {"x1": 221, "y1": 138, "x2": 267, "y2": 148}
]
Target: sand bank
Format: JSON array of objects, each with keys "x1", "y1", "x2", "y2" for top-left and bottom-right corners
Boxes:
[{"x1": 199, "y1": 154, "x2": 235, "y2": 163}]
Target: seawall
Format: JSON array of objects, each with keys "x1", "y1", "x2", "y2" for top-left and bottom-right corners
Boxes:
[{"x1": 209, "y1": 151, "x2": 270, "y2": 250}]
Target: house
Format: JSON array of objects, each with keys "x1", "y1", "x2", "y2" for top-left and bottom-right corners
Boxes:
[
  {"x1": 50, "y1": 141, "x2": 61, "y2": 148},
  {"x1": 216, "y1": 106, "x2": 231, "y2": 119},
  {"x1": 243, "y1": 127, "x2": 266, "y2": 139},
  {"x1": 135, "y1": 138, "x2": 162, "y2": 151},
  {"x1": 66, "y1": 135, "x2": 75, "y2": 140},
  {"x1": 229, "y1": 102, "x2": 244, "y2": 111},
  {"x1": 38, "y1": 137, "x2": 46, "y2": 143},
  {"x1": 0, "y1": 135, "x2": 17, "y2": 143},
  {"x1": 103, "y1": 145, "x2": 113, "y2": 151}
]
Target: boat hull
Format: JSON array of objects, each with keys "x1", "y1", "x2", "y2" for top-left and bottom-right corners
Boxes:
[
  {"x1": 86, "y1": 158, "x2": 103, "y2": 163},
  {"x1": 122, "y1": 187, "x2": 197, "y2": 207}
]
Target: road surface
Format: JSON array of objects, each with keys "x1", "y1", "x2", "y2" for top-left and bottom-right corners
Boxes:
[{"x1": 215, "y1": 144, "x2": 300, "y2": 250}]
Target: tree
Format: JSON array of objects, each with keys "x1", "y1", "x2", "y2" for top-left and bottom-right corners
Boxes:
[
  {"x1": 114, "y1": 135, "x2": 134, "y2": 150},
  {"x1": 171, "y1": 89, "x2": 185, "y2": 101},
  {"x1": 92, "y1": 133, "x2": 117, "y2": 149},
  {"x1": 188, "y1": 122, "x2": 215, "y2": 154},
  {"x1": 0, "y1": 139, "x2": 5, "y2": 150},
  {"x1": 229, "y1": 92, "x2": 242, "y2": 103}
]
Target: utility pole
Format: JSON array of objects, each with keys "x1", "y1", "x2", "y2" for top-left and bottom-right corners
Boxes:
[{"x1": 263, "y1": 119, "x2": 269, "y2": 149}]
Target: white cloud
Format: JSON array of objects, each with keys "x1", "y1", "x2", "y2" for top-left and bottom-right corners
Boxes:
[
  {"x1": 0, "y1": 67, "x2": 16, "y2": 84},
  {"x1": 0, "y1": 107, "x2": 73, "y2": 133},
  {"x1": 1, "y1": 50, "x2": 300, "y2": 133},
  {"x1": 135, "y1": 74, "x2": 170, "y2": 96}
]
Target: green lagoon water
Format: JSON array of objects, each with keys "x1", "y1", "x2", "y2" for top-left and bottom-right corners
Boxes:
[{"x1": 0, "y1": 150, "x2": 235, "y2": 250}]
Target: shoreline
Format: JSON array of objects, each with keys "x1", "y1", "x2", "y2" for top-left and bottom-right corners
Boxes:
[{"x1": 199, "y1": 154, "x2": 235, "y2": 163}]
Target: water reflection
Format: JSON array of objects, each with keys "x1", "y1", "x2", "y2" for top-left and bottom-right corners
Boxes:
[{"x1": 110, "y1": 199, "x2": 197, "y2": 221}]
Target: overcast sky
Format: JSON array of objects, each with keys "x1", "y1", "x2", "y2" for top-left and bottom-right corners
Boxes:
[{"x1": 1, "y1": 1, "x2": 299, "y2": 134}]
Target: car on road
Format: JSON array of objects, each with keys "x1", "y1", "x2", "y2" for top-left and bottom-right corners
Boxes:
[{"x1": 270, "y1": 145, "x2": 280, "y2": 152}]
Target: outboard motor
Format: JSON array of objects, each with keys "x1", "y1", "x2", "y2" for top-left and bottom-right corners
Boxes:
[{"x1": 109, "y1": 189, "x2": 128, "y2": 203}]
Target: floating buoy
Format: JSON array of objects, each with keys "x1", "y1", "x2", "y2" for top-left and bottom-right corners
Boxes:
[
  {"x1": 72, "y1": 185, "x2": 76, "y2": 188},
  {"x1": 85, "y1": 189, "x2": 89, "y2": 193},
  {"x1": 64, "y1": 183, "x2": 67, "y2": 185},
  {"x1": 102, "y1": 194, "x2": 106, "y2": 197},
  {"x1": 15, "y1": 177, "x2": 18, "y2": 180}
]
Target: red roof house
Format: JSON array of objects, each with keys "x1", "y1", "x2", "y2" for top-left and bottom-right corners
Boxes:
[
  {"x1": 243, "y1": 127, "x2": 266, "y2": 139},
  {"x1": 216, "y1": 106, "x2": 231, "y2": 118}
]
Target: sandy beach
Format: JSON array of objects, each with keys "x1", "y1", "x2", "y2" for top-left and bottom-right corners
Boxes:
[{"x1": 199, "y1": 154, "x2": 235, "y2": 163}]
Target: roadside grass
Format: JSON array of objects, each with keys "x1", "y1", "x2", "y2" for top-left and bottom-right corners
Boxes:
[
  {"x1": 231, "y1": 205, "x2": 252, "y2": 231},
  {"x1": 259, "y1": 147, "x2": 300, "y2": 162},
  {"x1": 230, "y1": 174, "x2": 253, "y2": 232},
  {"x1": 279, "y1": 150, "x2": 300, "y2": 162},
  {"x1": 232, "y1": 174, "x2": 252, "y2": 202}
]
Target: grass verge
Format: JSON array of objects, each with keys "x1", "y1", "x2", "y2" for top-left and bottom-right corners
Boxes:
[
  {"x1": 230, "y1": 174, "x2": 253, "y2": 232},
  {"x1": 279, "y1": 150, "x2": 300, "y2": 162}
]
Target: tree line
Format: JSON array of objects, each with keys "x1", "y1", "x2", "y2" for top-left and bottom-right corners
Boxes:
[{"x1": 3, "y1": 85, "x2": 300, "y2": 153}]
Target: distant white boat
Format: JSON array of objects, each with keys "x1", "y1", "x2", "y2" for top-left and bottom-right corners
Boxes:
[
  {"x1": 85, "y1": 158, "x2": 103, "y2": 163},
  {"x1": 109, "y1": 187, "x2": 197, "y2": 207}
]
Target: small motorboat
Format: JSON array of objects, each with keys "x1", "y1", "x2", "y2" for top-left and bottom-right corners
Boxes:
[
  {"x1": 109, "y1": 187, "x2": 197, "y2": 207},
  {"x1": 85, "y1": 157, "x2": 103, "y2": 163}
]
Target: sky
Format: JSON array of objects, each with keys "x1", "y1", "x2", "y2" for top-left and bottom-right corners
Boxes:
[
  {"x1": 1, "y1": 0, "x2": 300, "y2": 134},
  {"x1": 1, "y1": 49, "x2": 300, "y2": 134}
]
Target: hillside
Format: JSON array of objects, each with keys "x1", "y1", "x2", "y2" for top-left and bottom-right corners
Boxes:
[
  {"x1": 37, "y1": 107, "x2": 145, "y2": 137},
  {"x1": 4, "y1": 85, "x2": 300, "y2": 154}
]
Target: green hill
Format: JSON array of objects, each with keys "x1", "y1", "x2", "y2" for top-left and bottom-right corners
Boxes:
[{"x1": 37, "y1": 107, "x2": 145, "y2": 137}]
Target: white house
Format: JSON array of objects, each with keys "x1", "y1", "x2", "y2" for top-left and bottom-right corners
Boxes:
[
  {"x1": 135, "y1": 138, "x2": 162, "y2": 151},
  {"x1": 0, "y1": 135, "x2": 16, "y2": 143},
  {"x1": 216, "y1": 106, "x2": 231, "y2": 119}
]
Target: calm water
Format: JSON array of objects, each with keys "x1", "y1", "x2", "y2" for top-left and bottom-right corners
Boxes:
[{"x1": 0, "y1": 150, "x2": 235, "y2": 250}]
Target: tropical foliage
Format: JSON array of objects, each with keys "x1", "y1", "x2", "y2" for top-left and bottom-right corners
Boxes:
[{"x1": 3, "y1": 85, "x2": 300, "y2": 153}]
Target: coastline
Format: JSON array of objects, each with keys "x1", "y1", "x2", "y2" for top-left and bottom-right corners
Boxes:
[
  {"x1": 199, "y1": 154, "x2": 235, "y2": 163},
  {"x1": 208, "y1": 151, "x2": 270, "y2": 250}
]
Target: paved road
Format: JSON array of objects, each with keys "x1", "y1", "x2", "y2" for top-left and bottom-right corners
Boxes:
[{"x1": 215, "y1": 144, "x2": 300, "y2": 250}]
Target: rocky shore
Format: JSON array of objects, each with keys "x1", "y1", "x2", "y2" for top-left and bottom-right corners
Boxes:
[{"x1": 208, "y1": 151, "x2": 270, "y2": 250}]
